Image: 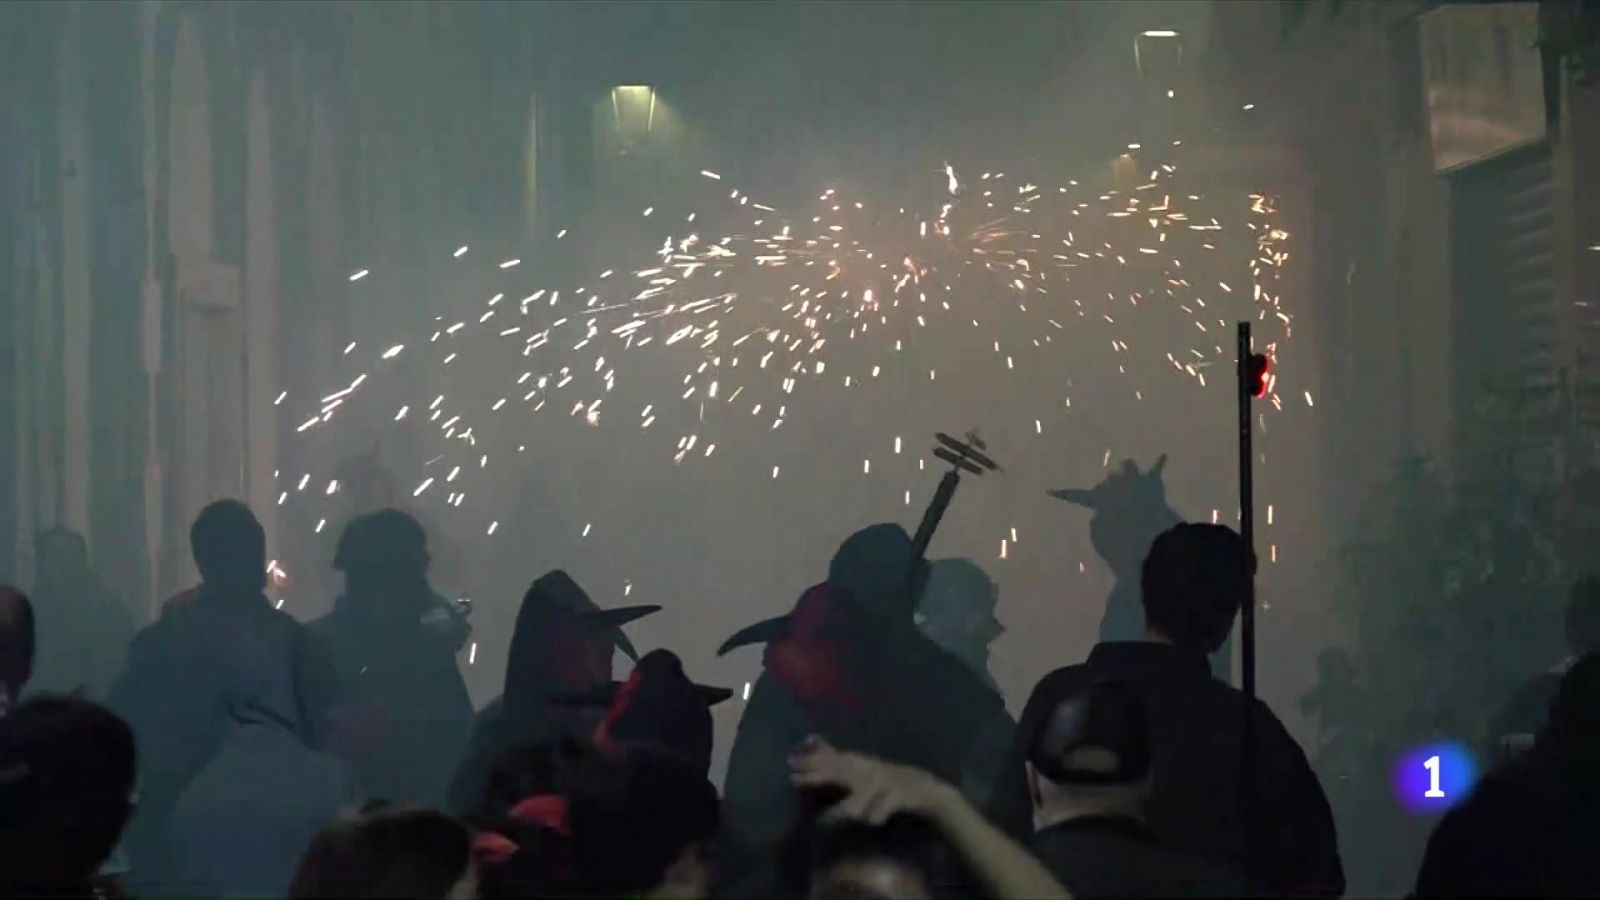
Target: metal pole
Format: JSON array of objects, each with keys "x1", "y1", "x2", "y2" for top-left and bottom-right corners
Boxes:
[
  {"x1": 1237, "y1": 321, "x2": 1257, "y2": 871},
  {"x1": 1237, "y1": 322, "x2": 1255, "y2": 698}
]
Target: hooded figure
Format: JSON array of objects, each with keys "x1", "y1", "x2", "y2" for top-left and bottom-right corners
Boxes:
[
  {"x1": 311, "y1": 510, "x2": 473, "y2": 807},
  {"x1": 106, "y1": 500, "x2": 331, "y2": 889},
  {"x1": 551, "y1": 648, "x2": 732, "y2": 776},
  {"x1": 447, "y1": 569, "x2": 658, "y2": 812},
  {"x1": 720, "y1": 524, "x2": 1011, "y2": 889},
  {"x1": 1050, "y1": 455, "x2": 1231, "y2": 680},
  {"x1": 165, "y1": 627, "x2": 362, "y2": 898},
  {"x1": 918, "y1": 558, "x2": 1004, "y2": 693}
]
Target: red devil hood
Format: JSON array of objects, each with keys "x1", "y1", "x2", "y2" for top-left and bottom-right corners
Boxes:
[{"x1": 761, "y1": 583, "x2": 865, "y2": 719}]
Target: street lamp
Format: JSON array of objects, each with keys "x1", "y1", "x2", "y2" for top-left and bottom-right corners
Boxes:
[
  {"x1": 1134, "y1": 29, "x2": 1182, "y2": 81},
  {"x1": 611, "y1": 85, "x2": 657, "y2": 141}
]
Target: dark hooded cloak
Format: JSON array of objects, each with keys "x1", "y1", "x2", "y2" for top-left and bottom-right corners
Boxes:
[
  {"x1": 721, "y1": 525, "x2": 1011, "y2": 880},
  {"x1": 553, "y1": 648, "x2": 731, "y2": 776},
  {"x1": 447, "y1": 570, "x2": 657, "y2": 812}
]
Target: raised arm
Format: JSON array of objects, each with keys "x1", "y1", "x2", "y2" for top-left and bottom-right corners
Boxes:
[{"x1": 790, "y1": 737, "x2": 1071, "y2": 900}]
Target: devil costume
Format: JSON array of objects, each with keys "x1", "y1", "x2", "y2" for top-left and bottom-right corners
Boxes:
[
  {"x1": 720, "y1": 525, "x2": 1012, "y2": 879},
  {"x1": 549, "y1": 647, "x2": 732, "y2": 776},
  {"x1": 447, "y1": 569, "x2": 658, "y2": 812},
  {"x1": 1050, "y1": 455, "x2": 1234, "y2": 681}
]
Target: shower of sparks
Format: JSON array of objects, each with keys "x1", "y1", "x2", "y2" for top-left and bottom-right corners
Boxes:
[{"x1": 280, "y1": 142, "x2": 1299, "y2": 578}]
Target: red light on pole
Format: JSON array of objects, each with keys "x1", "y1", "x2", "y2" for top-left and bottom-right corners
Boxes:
[{"x1": 1247, "y1": 352, "x2": 1270, "y2": 399}]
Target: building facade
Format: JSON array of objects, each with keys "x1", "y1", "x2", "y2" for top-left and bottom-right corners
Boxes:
[{"x1": 0, "y1": 1, "x2": 626, "y2": 613}]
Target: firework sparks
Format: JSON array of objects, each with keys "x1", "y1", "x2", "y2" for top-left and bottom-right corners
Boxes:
[{"x1": 279, "y1": 137, "x2": 1300, "y2": 601}]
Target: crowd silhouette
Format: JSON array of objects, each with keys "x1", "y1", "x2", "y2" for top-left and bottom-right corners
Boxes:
[{"x1": 1, "y1": 461, "x2": 1597, "y2": 899}]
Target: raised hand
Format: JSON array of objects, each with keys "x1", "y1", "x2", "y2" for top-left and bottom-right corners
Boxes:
[{"x1": 788, "y1": 735, "x2": 955, "y2": 825}]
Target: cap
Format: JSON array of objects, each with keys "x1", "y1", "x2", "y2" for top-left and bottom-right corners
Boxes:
[{"x1": 1027, "y1": 680, "x2": 1151, "y2": 785}]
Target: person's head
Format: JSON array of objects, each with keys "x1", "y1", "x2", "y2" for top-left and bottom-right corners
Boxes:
[
  {"x1": 1565, "y1": 577, "x2": 1600, "y2": 657},
  {"x1": 505, "y1": 571, "x2": 657, "y2": 711},
  {"x1": 334, "y1": 509, "x2": 431, "y2": 595},
  {"x1": 289, "y1": 807, "x2": 477, "y2": 900},
  {"x1": 0, "y1": 586, "x2": 35, "y2": 709},
  {"x1": 799, "y1": 816, "x2": 953, "y2": 900},
  {"x1": 586, "y1": 649, "x2": 730, "y2": 776},
  {"x1": 829, "y1": 524, "x2": 923, "y2": 628},
  {"x1": 917, "y1": 559, "x2": 1002, "y2": 658},
  {"x1": 475, "y1": 741, "x2": 720, "y2": 898},
  {"x1": 33, "y1": 528, "x2": 89, "y2": 585},
  {"x1": 1050, "y1": 456, "x2": 1180, "y2": 579},
  {"x1": 507, "y1": 572, "x2": 612, "y2": 696},
  {"x1": 1025, "y1": 680, "x2": 1152, "y2": 831},
  {"x1": 191, "y1": 499, "x2": 268, "y2": 593},
  {"x1": 0, "y1": 696, "x2": 136, "y2": 893},
  {"x1": 1538, "y1": 651, "x2": 1600, "y2": 756},
  {"x1": 1140, "y1": 523, "x2": 1254, "y2": 653}
]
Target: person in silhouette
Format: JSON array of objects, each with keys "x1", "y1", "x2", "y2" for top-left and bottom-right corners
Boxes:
[
  {"x1": 1415, "y1": 652, "x2": 1600, "y2": 897},
  {"x1": 918, "y1": 558, "x2": 1004, "y2": 692},
  {"x1": 992, "y1": 523, "x2": 1342, "y2": 896},
  {"x1": 107, "y1": 500, "x2": 332, "y2": 890},
  {"x1": 788, "y1": 737, "x2": 1071, "y2": 900},
  {"x1": 720, "y1": 524, "x2": 1011, "y2": 891},
  {"x1": 28, "y1": 528, "x2": 135, "y2": 698},
  {"x1": 447, "y1": 569, "x2": 657, "y2": 812},
  {"x1": 313, "y1": 509, "x2": 473, "y2": 807},
  {"x1": 1024, "y1": 680, "x2": 1256, "y2": 897},
  {"x1": 0, "y1": 696, "x2": 137, "y2": 899},
  {"x1": 470, "y1": 739, "x2": 721, "y2": 898},
  {"x1": 164, "y1": 620, "x2": 362, "y2": 898},
  {"x1": 0, "y1": 586, "x2": 32, "y2": 717},
  {"x1": 549, "y1": 647, "x2": 732, "y2": 776},
  {"x1": 1485, "y1": 576, "x2": 1600, "y2": 759},
  {"x1": 1052, "y1": 455, "x2": 1229, "y2": 681},
  {"x1": 319, "y1": 446, "x2": 473, "y2": 619},
  {"x1": 289, "y1": 806, "x2": 478, "y2": 900}
]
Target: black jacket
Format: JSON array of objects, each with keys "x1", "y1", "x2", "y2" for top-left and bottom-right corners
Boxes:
[
  {"x1": 725, "y1": 621, "x2": 1009, "y2": 849},
  {"x1": 1029, "y1": 815, "x2": 1257, "y2": 899},
  {"x1": 447, "y1": 696, "x2": 603, "y2": 813},
  {"x1": 993, "y1": 642, "x2": 1343, "y2": 897},
  {"x1": 311, "y1": 594, "x2": 473, "y2": 807},
  {"x1": 1413, "y1": 748, "x2": 1600, "y2": 898}
]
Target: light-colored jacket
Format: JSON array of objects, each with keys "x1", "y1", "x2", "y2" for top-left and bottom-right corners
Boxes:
[{"x1": 164, "y1": 624, "x2": 361, "y2": 898}]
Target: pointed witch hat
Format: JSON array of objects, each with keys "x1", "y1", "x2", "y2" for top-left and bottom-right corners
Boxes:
[
  {"x1": 718, "y1": 524, "x2": 918, "y2": 656},
  {"x1": 515, "y1": 569, "x2": 660, "y2": 662},
  {"x1": 547, "y1": 653, "x2": 735, "y2": 708},
  {"x1": 717, "y1": 581, "x2": 830, "y2": 656},
  {"x1": 549, "y1": 649, "x2": 732, "y2": 774}
]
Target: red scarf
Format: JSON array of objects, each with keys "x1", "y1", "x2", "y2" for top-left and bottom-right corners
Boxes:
[{"x1": 592, "y1": 667, "x2": 647, "y2": 753}]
